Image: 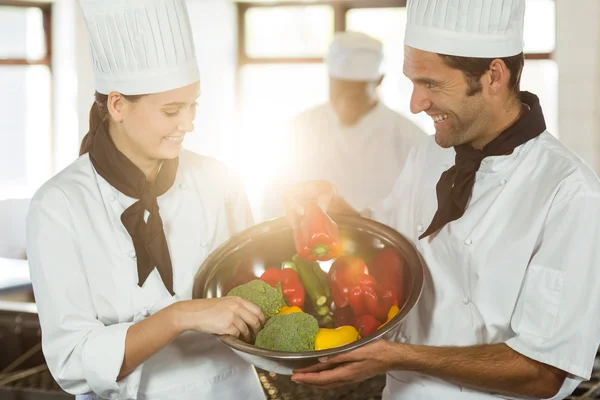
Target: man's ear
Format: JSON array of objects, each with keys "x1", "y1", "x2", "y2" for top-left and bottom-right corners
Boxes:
[{"x1": 487, "y1": 59, "x2": 510, "y2": 96}]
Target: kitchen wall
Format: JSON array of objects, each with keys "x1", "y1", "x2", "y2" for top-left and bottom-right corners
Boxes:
[{"x1": 555, "y1": 0, "x2": 600, "y2": 173}]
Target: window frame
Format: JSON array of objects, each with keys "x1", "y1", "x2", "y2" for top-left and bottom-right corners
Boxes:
[
  {"x1": 0, "y1": 0, "x2": 53, "y2": 67},
  {"x1": 234, "y1": 0, "x2": 555, "y2": 130},
  {"x1": 236, "y1": 0, "x2": 553, "y2": 67},
  {"x1": 233, "y1": 0, "x2": 557, "y2": 146},
  {"x1": 0, "y1": 0, "x2": 54, "y2": 194}
]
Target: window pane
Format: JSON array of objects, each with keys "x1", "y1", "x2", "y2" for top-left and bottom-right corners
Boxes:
[
  {"x1": 238, "y1": 64, "x2": 328, "y2": 211},
  {"x1": 521, "y1": 60, "x2": 558, "y2": 137},
  {"x1": 239, "y1": 64, "x2": 328, "y2": 126},
  {"x1": 346, "y1": 7, "x2": 406, "y2": 47},
  {"x1": 245, "y1": 6, "x2": 334, "y2": 58},
  {"x1": 524, "y1": 0, "x2": 555, "y2": 53},
  {"x1": 0, "y1": 68, "x2": 28, "y2": 185},
  {"x1": 0, "y1": 66, "x2": 52, "y2": 199},
  {"x1": 347, "y1": 7, "x2": 434, "y2": 134},
  {"x1": 0, "y1": 6, "x2": 46, "y2": 60}
]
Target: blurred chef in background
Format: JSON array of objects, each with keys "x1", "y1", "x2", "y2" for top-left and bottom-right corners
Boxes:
[{"x1": 260, "y1": 31, "x2": 426, "y2": 221}]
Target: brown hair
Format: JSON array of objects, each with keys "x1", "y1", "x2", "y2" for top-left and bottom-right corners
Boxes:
[
  {"x1": 79, "y1": 91, "x2": 144, "y2": 156},
  {"x1": 438, "y1": 53, "x2": 524, "y2": 97}
]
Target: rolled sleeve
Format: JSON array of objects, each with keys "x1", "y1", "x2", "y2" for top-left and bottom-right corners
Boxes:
[
  {"x1": 506, "y1": 190, "x2": 600, "y2": 381},
  {"x1": 27, "y1": 186, "x2": 143, "y2": 399},
  {"x1": 82, "y1": 323, "x2": 139, "y2": 399}
]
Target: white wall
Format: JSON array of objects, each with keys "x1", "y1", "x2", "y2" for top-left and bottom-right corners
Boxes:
[
  {"x1": 184, "y1": 0, "x2": 239, "y2": 167},
  {"x1": 555, "y1": 0, "x2": 600, "y2": 173},
  {"x1": 52, "y1": 0, "x2": 92, "y2": 173}
]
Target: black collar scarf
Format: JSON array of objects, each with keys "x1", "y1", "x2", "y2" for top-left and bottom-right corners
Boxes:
[
  {"x1": 419, "y1": 91, "x2": 546, "y2": 240},
  {"x1": 89, "y1": 122, "x2": 178, "y2": 295}
]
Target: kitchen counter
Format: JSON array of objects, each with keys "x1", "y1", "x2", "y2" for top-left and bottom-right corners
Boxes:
[{"x1": 0, "y1": 257, "x2": 32, "y2": 302}]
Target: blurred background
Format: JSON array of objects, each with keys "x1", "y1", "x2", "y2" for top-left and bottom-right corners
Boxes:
[
  {"x1": 0, "y1": 0, "x2": 599, "y2": 399},
  {"x1": 2, "y1": 0, "x2": 598, "y2": 218}
]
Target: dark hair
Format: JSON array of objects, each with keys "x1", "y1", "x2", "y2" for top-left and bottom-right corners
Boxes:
[
  {"x1": 79, "y1": 91, "x2": 144, "y2": 156},
  {"x1": 438, "y1": 53, "x2": 524, "y2": 97}
]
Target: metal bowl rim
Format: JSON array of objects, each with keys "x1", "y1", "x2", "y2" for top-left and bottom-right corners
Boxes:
[{"x1": 193, "y1": 213, "x2": 425, "y2": 359}]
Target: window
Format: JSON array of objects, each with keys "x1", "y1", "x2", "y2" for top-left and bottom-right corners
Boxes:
[
  {"x1": 0, "y1": 1, "x2": 52, "y2": 200},
  {"x1": 244, "y1": 6, "x2": 334, "y2": 59},
  {"x1": 236, "y1": 0, "x2": 557, "y2": 212},
  {"x1": 237, "y1": 0, "x2": 557, "y2": 133}
]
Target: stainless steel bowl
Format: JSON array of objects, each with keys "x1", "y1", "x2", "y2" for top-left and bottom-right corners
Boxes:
[{"x1": 192, "y1": 214, "x2": 424, "y2": 375}]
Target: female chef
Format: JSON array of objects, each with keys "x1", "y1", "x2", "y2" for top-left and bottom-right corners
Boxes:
[{"x1": 26, "y1": 1, "x2": 266, "y2": 399}]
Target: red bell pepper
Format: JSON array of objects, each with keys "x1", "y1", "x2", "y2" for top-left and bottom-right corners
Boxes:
[
  {"x1": 333, "y1": 305, "x2": 356, "y2": 328},
  {"x1": 329, "y1": 256, "x2": 398, "y2": 322},
  {"x1": 293, "y1": 202, "x2": 342, "y2": 261},
  {"x1": 260, "y1": 267, "x2": 305, "y2": 308},
  {"x1": 369, "y1": 247, "x2": 406, "y2": 305},
  {"x1": 355, "y1": 314, "x2": 382, "y2": 337},
  {"x1": 328, "y1": 256, "x2": 370, "y2": 308}
]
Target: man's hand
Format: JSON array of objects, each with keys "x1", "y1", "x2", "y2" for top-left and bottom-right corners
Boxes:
[
  {"x1": 292, "y1": 341, "x2": 567, "y2": 398},
  {"x1": 291, "y1": 340, "x2": 396, "y2": 389},
  {"x1": 282, "y1": 180, "x2": 338, "y2": 226},
  {"x1": 283, "y1": 180, "x2": 360, "y2": 226}
]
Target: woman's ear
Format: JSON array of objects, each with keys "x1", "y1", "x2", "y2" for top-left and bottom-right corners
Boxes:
[{"x1": 107, "y1": 92, "x2": 126, "y2": 123}]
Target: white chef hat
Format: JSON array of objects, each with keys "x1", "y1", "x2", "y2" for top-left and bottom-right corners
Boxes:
[
  {"x1": 404, "y1": 0, "x2": 526, "y2": 58},
  {"x1": 79, "y1": 0, "x2": 200, "y2": 95},
  {"x1": 326, "y1": 31, "x2": 384, "y2": 82}
]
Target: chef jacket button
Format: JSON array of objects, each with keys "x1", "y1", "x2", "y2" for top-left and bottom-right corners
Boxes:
[
  {"x1": 128, "y1": 250, "x2": 136, "y2": 259},
  {"x1": 142, "y1": 309, "x2": 150, "y2": 317},
  {"x1": 417, "y1": 224, "x2": 424, "y2": 232},
  {"x1": 462, "y1": 297, "x2": 470, "y2": 305},
  {"x1": 178, "y1": 183, "x2": 187, "y2": 190},
  {"x1": 400, "y1": 337, "x2": 408, "y2": 343},
  {"x1": 500, "y1": 179, "x2": 507, "y2": 186},
  {"x1": 464, "y1": 239, "x2": 472, "y2": 246},
  {"x1": 108, "y1": 195, "x2": 116, "y2": 202}
]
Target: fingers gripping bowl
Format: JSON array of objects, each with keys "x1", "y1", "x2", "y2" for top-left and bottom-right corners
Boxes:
[{"x1": 192, "y1": 214, "x2": 425, "y2": 375}]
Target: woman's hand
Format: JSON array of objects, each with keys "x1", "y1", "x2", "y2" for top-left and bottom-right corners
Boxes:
[{"x1": 172, "y1": 297, "x2": 266, "y2": 343}]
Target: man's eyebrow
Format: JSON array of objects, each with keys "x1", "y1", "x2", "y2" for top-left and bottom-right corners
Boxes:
[{"x1": 412, "y1": 77, "x2": 442, "y2": 86}]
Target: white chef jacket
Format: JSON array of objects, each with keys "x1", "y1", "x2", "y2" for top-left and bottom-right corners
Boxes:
[
  {"x1": 26, "y1": 151, "x2": 266, "y2": 400},
  {"x1": 366, "y1": 133, "x2": 600, "y2": 400},
  {"x1": 261, "y1": 102, "x2": 426, "y2": 220}
]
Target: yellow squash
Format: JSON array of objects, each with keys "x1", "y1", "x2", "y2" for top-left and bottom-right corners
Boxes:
[{"x1": 314, "y1": 325, "x2": 359, "y2": 351}]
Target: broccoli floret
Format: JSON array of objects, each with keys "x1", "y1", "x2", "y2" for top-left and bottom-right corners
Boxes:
[
  {"x1": 227, "y1": 279, "x2": 285, "y2": 319},
  {"x1": 255, "y1": 312, "x2": 319, "y2": 352}
]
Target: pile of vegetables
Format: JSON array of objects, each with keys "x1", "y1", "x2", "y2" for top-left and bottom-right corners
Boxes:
[{"x1": 226, "y1": 202, "x2": 405, "y2": 352}]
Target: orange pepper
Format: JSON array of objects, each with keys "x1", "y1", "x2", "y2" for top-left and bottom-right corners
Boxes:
[{"x1": 277, "y1": 305, "x2": 303, "y2": 315}]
